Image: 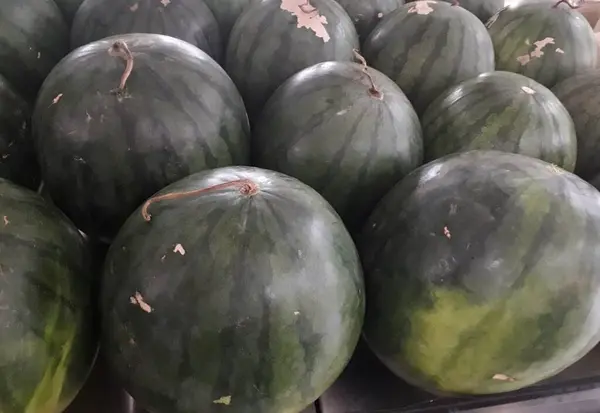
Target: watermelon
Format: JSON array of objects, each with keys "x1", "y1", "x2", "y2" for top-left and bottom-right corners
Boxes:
[
  {"x1": 421, "y1": 71, "x2": 577, "y2": 171},
  {"x1": 33, "y1": 33, "x2": 250, "y2": 242},
  {"x1": 54, "y1": 0, "x2": 85, "y2": 24},
  {"x1": 363, "y1": 1, "x2": 495, "y2": 116},
  {"x1": 0, "y1": 0, "x2": 70, "y2": 101},
  {"x1": 225, "y1": 0, "x2": 359, "y2": 122},
  {"x1": 0, "y1": 178, "x2": 97, "y2": 413},
  {"x1": 334, "y1": 0, "x2": 403, "y2": 42},
  {"x1": 0, "y1": 75, "x2": 40, "y2": 190},
  {"x1": 439, "y1": 0, "x2": 505, "y2": 22},
  {"x1": 202, "y1": 0, "x2": 255, "y2": 44},
  {"x1": 552, "y1": 70, "x2": 600, "y2": 180},
  {"x1": 358, "y1": 149, "x2": 600, "y2": 395},
  {"x1": 252, "y1": 60, "x2": 423, "y2": 232},
  {"x1": 71, "y1": 0, "x2": 223, "y2": 63},
  {"x1": 487, "y1": 1, "x2": 598, "y2": 88},
  {"x1": 100, "y1": 166, "x2": 365, "y2": 413}
]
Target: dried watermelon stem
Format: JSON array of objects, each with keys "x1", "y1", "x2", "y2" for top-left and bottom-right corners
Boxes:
[
  {"x1": 299, "y1": 0, "x2": 317, "y2": 14},
  {"x1": 108, "y1": 40, "x2": 134, "y2": 92},
  {"x1": 141, "y1": 179, "x2": 259, "y2": 222},
  {"x1": 353, "y1": 49, "x2": 383, "y2": 100},
  {"x1": 552, "y1": 0, "x2": 581, "y2": 9}
]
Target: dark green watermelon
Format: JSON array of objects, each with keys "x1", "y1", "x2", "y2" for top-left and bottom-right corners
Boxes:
[
  {"x1": 225, "y1": 0, "x2": 359, "y2": 121},
  {"x1": 0, "y1": 178, "x2": 98, "y2": 413},
  {"x1": 363, "y1": 1, "x2": 495, "y2": 116},
  {"x1": 54, "y1": 0, "x2": 85, "y2": 24},
  {"x1": 334, "y1": 0, "x2": 403, "y2": 42},
  {"x1": 0, "y1": 0, "x2": 69, "y2": 101},
  {"x1": 71, "y1": 0, "x2": 222, "y2": 63},
  {"x1": 252, "y1": 60, "x2": 423, "y2": 231},
  {"x1": 487, "y1": 2, "x2": 597, "y2": 88},
  {"x1": 421, "y1": 71, "x2": 577, "y2": 170},
  {"x1": 0, "y1": 75, "x2": 40, "y2": 190},
  {"x1": 437, "y1": 0, "x2": 505, "y2": 22},
  {"x1": 101, "y1": 166, "x2": 365, "y2": 413},
  {"x1": 359, "y1": 149, "x2": 600, "y2": 395},
  {"x1": 552, "y1": 70, "x2": 600, "y2": 180},
  {"x1": 33, "y1": 33, "x2": 250, "y2": 242},
  {"x1": 202, "y1": 0, "x2": 255, "y2": 44}
]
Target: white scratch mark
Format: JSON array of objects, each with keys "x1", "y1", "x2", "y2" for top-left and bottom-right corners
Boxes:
[
  {"x1": 174, "y1": 243, "x2": 186, "y2": 255},
  {"x1": 213, "y1": 396, "x2": 232, "y2": 405},
  {"x1": 521, "y1": 86, "x2": 535, "y2": 94},
  {"x1": 130, "y1": 292, "x2": 153, "y2": 313},
  {"x1": 408, "y1": 1, "x2": 436, "y2": 15}
]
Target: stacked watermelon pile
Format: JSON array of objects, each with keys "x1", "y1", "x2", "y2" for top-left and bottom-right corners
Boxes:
[{"x1": 4, "y1": 0, "x2": 600, "y2": 412}]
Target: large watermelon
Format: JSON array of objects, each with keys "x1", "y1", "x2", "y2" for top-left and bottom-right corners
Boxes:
[
  {"x1": 363, "y1": 1, "x2": 495, "y2": 116},
  {"x1": 101, "y1": 166, "x2": 365, "y2": 413},
  {"x1": 252, "y1": 60, "x2": 423, "y2": 232},
  {"x1": 202, "y1": 0, "x2": 255, "y2": 44},
  {"x1": 334, "y1": 0, "x2": 403, "y2": 42},
  {"x1": 0, "y1": 74, "x2": 40, "y2": 190},
  {"x1": 33, "y1": 33, "x2": 250, "y2": 241},
  {"x1": 0, "y1": 178, "x2": 97, "y2": 413},
  {"x1": 71, "y1": 0, "x2": 222, "y2": 62},
  {"x1": 225, "y1": 0, "x2": 359, "y2": 121},
  {"x1": 0, "y1": 0, "x2": 70, "y2": 101},
  {"x1": 421, "y1": 71, "x2": 577, "y2": 170},
  {"x1": 54, "y1": 0, "x2": 85, "y2": 24},
  {"x1": 358, "y1": 150, "x2": 600, "y2": 395},
  {"x1": 552, "y1": 70, "x2": 600, "y2": 180},
  {"x1": 487, "y1": 1, "x2": 597, "y2": 88}
]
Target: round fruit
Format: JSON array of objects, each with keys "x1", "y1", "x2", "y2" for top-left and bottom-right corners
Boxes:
[
  {"x1": 101, "y1": 166, "x2": 365, "y2": 413},
  {"x1": 252, "y1": 60, "x2": 423, "y2": 231},
  {"x1": 552, "y1": 69, "x2": 600, "y2": 180},
  {"x1": 421, "y1": 71, "x2": 576, "y2": 170},
  {"x1": 71, "y1": 0, "x2": 222, "y2": 62},
  {"x1": 0, "y1": 179, "x2": 97, "y2": 413},
  {"x1": 363, "y1": 0, "x2": 495, "y2": 115},
  {"x1": 0, "y1": 0, "x2": 69, "y2": 101},
  {"x1": 33, "y1": 33, "x2": 250, "y2": 241},
  {"x1": 487, "y1": 1, "x2": 597, "y2": 88},
  {"x1": 226, "y1": 0, "x2": 359, "y2": 121},
  {"x1": 359, "y1": 150, "x2": 600, "y2": 395}
]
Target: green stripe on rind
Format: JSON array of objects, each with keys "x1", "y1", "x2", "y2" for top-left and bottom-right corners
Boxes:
[
  {"x1": 225, "y1": 0, "x2": 359, "y2": 122},
  {"x1": 363, "y1": 1, "x2": 494, "y2": 115},
  {"x1": 552, "y1": 70, "x2": 600, "y2": 180},
  {"x1": 0, "y1": 179, "x2": 96, "y2": 413},
  {"x1": 487, "y1": 3, "x2": 597, "y2": 88},
  {"x1": 101, "y1": 166, "x2": 365, "y2": 413},
  {"x1": 421, "y1": 71, "x2": 577, "y2": 170},
  {"x1": 359, "y1": 150, "x2": 600, "y2": 395},
  {"x1": 252, "y1": 61, "x2": 423, "y2": 232}
]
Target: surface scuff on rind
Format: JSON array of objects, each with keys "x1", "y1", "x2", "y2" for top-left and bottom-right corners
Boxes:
[{"x1": 280, "y1": 0, "x2": 331, "y2": 42}]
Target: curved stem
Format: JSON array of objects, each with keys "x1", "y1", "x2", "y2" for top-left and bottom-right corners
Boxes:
[
  {"x1": 108, "y1": 40, "x2": 134, "y2": 91},
  {"x1": 141, "y1": 179, "x2": 259, "y2": 222},
  {"x1": 353, "y1": 49, "x2": 383, "y2": 100},
  {"x1": 299, "y1": 0, "x2": 317, "y2": 14},
  {"x1": 553, "y1": 0, "x2": 582, "y2": 9}
]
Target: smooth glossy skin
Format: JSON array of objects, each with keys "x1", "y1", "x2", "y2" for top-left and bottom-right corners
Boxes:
[
  {"x1": 359, "y1": 150, "x2": 600, "y2": 395},
  {"x1": 0, "y1": 0, "x2": 69, "y2": 101},
  {"x1": 54, "y1": 0, "x2": 85, "y2": 23},
  {"x1": 422, "y1": 71, "x2": 577, "y2": 170},
  {"x1": 33, "y1": 33, "x2": 250, "y2": 241},
  {"x1": 101, "y1": 166, "x2": 365, "y2": 413},
  {"x1": 71, "y1": 0, "x2": 222, "y2": 62},
  {"x1": 487, "y1": 2, "x2": 598, "y2": 88},
  {"x1": 202, "y1": 0, "x2": 256, "y2": 43},
  {"x1": 0, "y1": 179, "x2": 97, "y2": 413},
  {"x1": 335, "y1": 0, "x2": 403, "y2": 42},
  {"x1": 252, "y1": 61, "x2": 423, "y2": 232},
  {"x1": 439, "y1": 0, "x2": 505, "y2": 22},
  {"x1": 552, "y1": 70, "x2": 600, "y2": 180}
]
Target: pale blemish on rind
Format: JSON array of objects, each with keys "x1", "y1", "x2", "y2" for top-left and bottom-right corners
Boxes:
[
  {"x1": 160, "y1": 0, "x2": 171, "y2": 6},
  {"x1": 408, "y1": 1, "x2": 435, "y2": 15},
  {"x1": 130, "y1": 3, "x2": 139, "y2": 11},
  {"x1": 521, "y1": 86, "x2": 535, "y2": 94},
  {"x1": 516, "y1": 37, "x2": 555, "y2": 66},
  {"x1": 52, "y1": 94, "x2": 63, "y2": 105},
  {"x1": 556, "y1": 48, "x2": 565, "y2": 54},
  {"x1": 130, "y1": 292, "x2": 153, "y2": 313},
  {"x1": 213, "y1": 396, "x2": 232, "y2": 405},
  {"x1": 280, "y1": 0, "x2": 330, "y2": 42},
  {"x1": 173, "y1": 243, "x2": 186, "y2": 255},
  {"x1": 493, "y1": 373, "x2": 516, "y2": 382}
]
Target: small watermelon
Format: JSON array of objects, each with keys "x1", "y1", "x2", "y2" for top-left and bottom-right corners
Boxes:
[
  {"x1": 359, "y1": 150, "x2": 600, "y2": 395},
  {"x1": 0, "y1": 179, "x2": 97, "y2": 413},
  {"x1": 225, "y1": 0, "x2": 359, "y2": 121},
  {"x1": 101, "y1": 166, "x2": 365, "y2": 413},
  {"x1": 552, "y1": 69, "x2": 600, "y2": 180},
  {"x1": 487, "y1": 1, "x2": 598, "y2": 88},
  {"x1": 252, "y1": 59, "x2": 423, "y2": 231},
  {"x1": 71, "y1": 0, "x2": 223, "y2": 62},
  {"x1": 363, "y1": 1, "x2": 495, "y2": 116},
  {"x1": 33, "y1": 33, "x2": 250, "y2": 241},
  {"x1": 421, "y1": 71, "x2": 577, "y2": 170}
]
